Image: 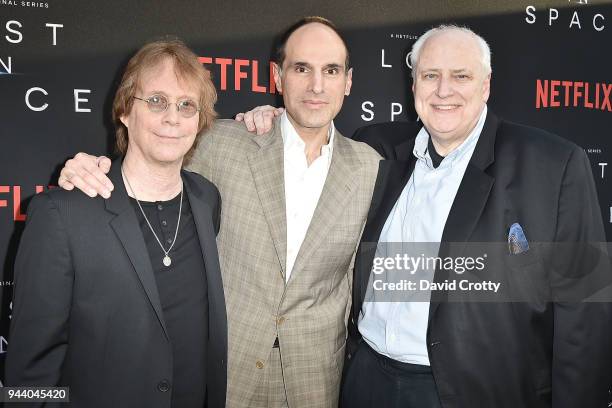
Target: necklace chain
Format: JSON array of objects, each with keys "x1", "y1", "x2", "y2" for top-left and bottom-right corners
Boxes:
[{"x1": 122, "y1": 166, "x2": 183, "y2": 267}]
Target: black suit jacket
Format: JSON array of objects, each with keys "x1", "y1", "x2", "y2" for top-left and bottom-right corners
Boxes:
[
  {"x1": 6, "y1": 160, "x2": 227, "y2": 408},
  {"x1": 349, "y1": 111, "x2": 612, "y2": 408}
]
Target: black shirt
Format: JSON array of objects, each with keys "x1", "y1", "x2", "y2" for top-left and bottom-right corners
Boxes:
[
  {"x1": 427, "y1": 136, "x2": 445, "y2": 168},
  {"x1": 129, "y1": 189, "x2": 208, "y2": 408}
]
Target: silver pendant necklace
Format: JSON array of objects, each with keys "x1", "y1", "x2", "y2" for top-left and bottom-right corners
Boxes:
[{"x1": 122, "y1": 167, "x2": 183, "y2": 267}]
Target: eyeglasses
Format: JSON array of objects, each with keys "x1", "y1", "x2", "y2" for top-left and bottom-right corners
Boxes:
[{"x1": 133, "y1": 94, "x2": 200, "y2": 118}]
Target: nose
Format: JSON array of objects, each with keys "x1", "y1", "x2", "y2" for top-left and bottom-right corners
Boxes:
[
  {"x1": 309, "y1": 71, "x2": 324, "y2": 94},
  {"x1": 162, "y1": 103, "x2": 180, "y2": 126},
  {"x1": 436, "y1": 75, "x2": 454, "y2": 98}
]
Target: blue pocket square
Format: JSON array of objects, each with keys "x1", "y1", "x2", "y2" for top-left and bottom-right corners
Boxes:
[{"x1": 508, "y1": 223, "x2": 529, "y2": 255}]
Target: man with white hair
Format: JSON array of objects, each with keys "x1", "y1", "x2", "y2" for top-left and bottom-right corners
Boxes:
[{"x1": 340, "y1": 25, "x2": 611, "y2": 408}]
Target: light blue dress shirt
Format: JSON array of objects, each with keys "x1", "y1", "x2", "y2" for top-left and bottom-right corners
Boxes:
[{"x1": 358, "y1": 105, "x2": 488, "y2": 365}]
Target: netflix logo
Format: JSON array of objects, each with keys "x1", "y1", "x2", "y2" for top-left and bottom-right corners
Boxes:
[
  {"x1": 0, "y1": 185, "x2": 55, "y2": 222},
  {"x1": 199, "y1": 56, "x2": 277, "y2": 94},
  {"x1": 536, "y1": 80, "x2": 611, "y2": 111}
]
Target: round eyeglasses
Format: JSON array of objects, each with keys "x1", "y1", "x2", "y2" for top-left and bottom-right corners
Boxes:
[{"x1": 133, "y1": 94, "x2": 200, "y2": 118}]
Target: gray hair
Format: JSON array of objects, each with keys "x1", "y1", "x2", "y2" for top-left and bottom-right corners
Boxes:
[{"x1": 410, "y1": 24, "x2": 492, "y2": 80}]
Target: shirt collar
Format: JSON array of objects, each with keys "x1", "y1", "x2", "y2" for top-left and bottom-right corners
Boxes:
[
  {"x1": 413, "y1": 104, "x2": 488, "y2": 169},
  {"x1": 281, "y1": 111, "x2": 335, "y2": 158}
]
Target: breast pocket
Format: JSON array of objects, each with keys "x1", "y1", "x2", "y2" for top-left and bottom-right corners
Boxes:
[
  {"x1": 506, "y1": 247, "x2": 541, "y2": 268},
  {"x1": 505, "y1": 247, "x2": 549, "y2": 303}
]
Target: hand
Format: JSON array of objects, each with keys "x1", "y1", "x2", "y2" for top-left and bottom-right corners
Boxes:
[
  {"x1": 58, "y1": 153, "x2": 114, "y2": 198},
  {"x1": 235, "y1": 105, "x2": 284, "y2": 135}
]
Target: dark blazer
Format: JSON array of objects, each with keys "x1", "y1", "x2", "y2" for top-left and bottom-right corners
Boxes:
[
  {"x1": 5, "y1": 160, "x2": 227, "y2": 408},
  {"x1": 348, "y1": 111, "x2": 612, "y2": 408}
]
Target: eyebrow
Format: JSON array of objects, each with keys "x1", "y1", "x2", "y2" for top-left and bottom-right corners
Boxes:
[
  {"x1": 290, "y1": 61, "x2": 346, "y2": 71},
  {"x1": 419, "y1": 68, "x2": 472, "y2": 74},
  {"x1": 292, "y1": 61, "x2": 311, "y2": 69},
  {"x1": 324, "y1": 63, "x2": 344, "y2": 71},
  {"x1": 146, "y1": 90, "x2": 198, "y2": 99}
]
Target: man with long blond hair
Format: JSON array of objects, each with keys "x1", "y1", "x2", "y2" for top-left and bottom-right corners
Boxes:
[{"x1": 6, "y1": 39, "x2": 227, "y2": 408}]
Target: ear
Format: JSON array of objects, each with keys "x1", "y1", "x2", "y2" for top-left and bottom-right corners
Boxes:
[
  {"x1": 272, "y1": 62, "x2": 283, "y2": 94},
  {"x1": 120, "y1": 114, "x2": 129, "y2": 128},
  {"x1": 344, "y1": 67, "x2": 353, "y2": 96},
  {"x1": 411, "y1": 62, "x2": 418, "y2": 94},
  {"x1": 482, "y1": 73, "x2": 491, "y2": 102}
]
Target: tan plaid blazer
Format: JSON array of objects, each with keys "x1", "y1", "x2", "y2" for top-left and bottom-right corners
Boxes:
[{"x1": 188, "y1": 118, "x2": 380, "y2": 408}]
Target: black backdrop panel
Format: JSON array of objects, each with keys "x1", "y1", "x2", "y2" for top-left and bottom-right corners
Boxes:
[{"x1": 1, "y1": 0, "x2": 610, "y2": 385}]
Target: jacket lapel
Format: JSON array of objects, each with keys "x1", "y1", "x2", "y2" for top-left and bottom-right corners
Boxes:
[
  {"x1": 105, "y1": 159, "x2": 169, "y2": 341},
  {"x1": 182, "y1": 173, "x2": 216, "y2": 282},
  {"x1": 428, "y1": 111, "x2": 499, "y2": 324},
  {"x1": 440, "y1": 111, "x2": 498, "y2": 244},
  {"x1": 356, "y1": 155, "x2": 416, "y2": 309},
  {"x1": 288, "y1": 130, "x2": 359, "y2": 281},
  {"x1": 183, "y1": 174, "x2": 228, "y2": 350},
  {"x1": 362, "y1": 138, "x2": 417, "y2": 242},
  {"x1": 247, "y1": 119, "x2": 288, "y2": 279}
]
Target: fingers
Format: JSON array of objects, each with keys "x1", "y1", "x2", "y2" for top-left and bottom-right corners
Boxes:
[
  {"x1": 243, "y1": 110, "x2": 256, "y2": 132},
  {"x1": 252, "y1": 105, "x2": 279, "y2": 135},
  {"x1": 253, "y1": 111, "x2": 273, "y2": 135},
  {"x1": 238, "y1": 105, "x2": 281, "y2": 135},
  {"x1": 97, "y1": 156, "x2": 112, "y2": 174},
  {"x1": 63, "y1": 171, "x2": 101, "y2": 198},
  {"x1": 58, "y1": 162, "x2": 77, "y2": 190},
  {"x1": 57, "y1": 178, "x2": 75, "y2": 190},
  {"x1": 61, "y1": 153, "x2": 114, "y2": 198}
]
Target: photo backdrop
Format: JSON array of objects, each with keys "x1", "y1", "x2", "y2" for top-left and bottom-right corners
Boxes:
[{"x1": 1, "y1": 0, "x2": 611, "y2": 385}]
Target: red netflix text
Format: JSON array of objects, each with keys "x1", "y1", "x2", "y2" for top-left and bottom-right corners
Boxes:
[
  {"x1": 536, "y1": 80, "x2": 612, "y2": 111},
  {"x1": 199, "y1": 57, "x2": 277, "y2": 94},
  {"x1": 0, "y1": 185, "x2": 55, "y2": 222}
]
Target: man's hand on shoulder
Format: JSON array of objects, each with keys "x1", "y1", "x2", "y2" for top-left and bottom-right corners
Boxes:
[
  {"x1": 235, "y1": 105, "x2": 284, "y2": 135},
  {"x1": 58, "y1": 153, "x2": 114, "y2": 198}
]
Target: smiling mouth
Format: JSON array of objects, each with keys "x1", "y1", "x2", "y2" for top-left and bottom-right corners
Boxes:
[
  {"x1": 303, "y1": 100, "x2": 328, "y2": 107},
  {"x1": 431, "y1": 104, "x2": 461, "y2": 111},
  {"x1": 154, "y1": 132, "x2": 183, "y2": 139}
]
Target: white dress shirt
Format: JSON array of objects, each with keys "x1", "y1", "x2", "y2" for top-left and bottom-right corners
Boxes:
[
  {"x1": 281, "y1": 112, "x2": 334, "y2": 281},
  {"x1": 358, "y1": 105, "x2": 488, "y2": 365}
]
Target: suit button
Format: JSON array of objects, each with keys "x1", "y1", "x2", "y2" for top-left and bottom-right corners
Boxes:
[
  {"x1": 277, "y1": 316, "x2": 286, "y2": 325},
  {"x1": 157, "y1": 380, "x2": 171, "y2": 392},
  {"x1": 256, "y1": 360, "x2": 264, "y2": 369},
  {"x1": 347, "y1": 353, "x2": 352, "y2": 360},
  {"x1": 429, "y1": 341, "x2": 441, "y2": 348}
]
